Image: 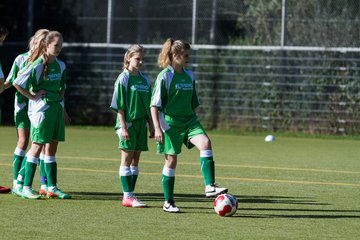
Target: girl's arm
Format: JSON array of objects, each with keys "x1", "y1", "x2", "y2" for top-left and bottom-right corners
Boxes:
[
  {"x1": 117, "y1": 110, "x2": 130, "y2": 140},
  {"x1": 150, "y1": 106, "x2": 163, "y2": 143},
  {"x1": 1, "y1": 81, "x2": 13, "y2": 93},
  {"x1": 13, "y1": 83, "x2": 46, "y2": 101}
]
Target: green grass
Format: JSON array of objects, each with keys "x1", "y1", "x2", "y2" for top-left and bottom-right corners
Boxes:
[{"x1": 0, "y1": 126, "x2": 359, "y2": 239}]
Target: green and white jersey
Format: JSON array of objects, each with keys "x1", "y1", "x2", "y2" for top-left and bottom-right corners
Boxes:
[
  {"x1": 15, "y1": 56, "x2": 66, "y2": 104},
  {"x1": 110, "y1": 70, "x2": 152, "y2": 126},
  {"x1": 151, "y1": 65, "x2": 200, "y2": 117},
  {"x1": 6, "y1": 51, "x2": 31, "y2": 112}
]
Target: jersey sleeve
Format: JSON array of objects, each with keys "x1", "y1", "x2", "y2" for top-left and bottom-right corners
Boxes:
[
  {"x1": 110, "y1": 73, "x2": 128, "y2": 112},
  {"x1": 150, "y1": 73, "x2": 167, "y2": 109},
  {"x1": 60, "y1": 68, "x2": 67, "y2": 92},
  {"x1": 6, "y1": 60, "x2": 20, "y2": 84},
  {"x1": 192, "y1": 80, "x2": 200, "y2": 109},
  {"x1": 13, "y1": 64, "x2": 34, "y2": 88}
]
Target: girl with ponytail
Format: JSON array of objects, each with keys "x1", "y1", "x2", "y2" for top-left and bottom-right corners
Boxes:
[
  {"x1": 13, "y1": 31, "x2": 71, "y2": 200},
  {"x1": 2, "y1": 29, "x2": 50, "y2": 196},
  {"x1": 150, "y1": 38, "x2": 228, "y2": 213}
]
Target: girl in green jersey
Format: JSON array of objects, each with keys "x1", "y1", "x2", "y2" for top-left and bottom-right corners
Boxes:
[
  {"x1": 14, "y1": 31, "x2": 71, "y2": 200},
  {"x1": 150, "y1": 38, "x2": 228, "y2": 213},
  {"x1": 2, "y1": 29, "x2": 50, "y2": 197},
  {"x1": 110, "y1": 44, "x2": 154, "y2": 207},
  {"x1": 0, "y1": 23, "x2": 11, "y2": 194}
]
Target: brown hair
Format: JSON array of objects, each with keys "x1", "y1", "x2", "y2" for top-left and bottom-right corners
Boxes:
[
  {"x1": 157, "y1": 38, "x2": 191, "y2": 69},
  {"x1": 43, "y1": 31, "x2": 63, "y2": 79},
  {"x1": 123, "y1": 44, "x2": 144, "y2": 70},
  {"x1": 28, "y1": 29, "x2": 49, "y2": 63}
]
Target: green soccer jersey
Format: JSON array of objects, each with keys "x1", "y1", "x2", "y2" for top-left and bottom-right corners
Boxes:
[
  {"x1": 110, "y1": 70, "x2": 152, "y2": 127},
  {"x1": 14, "y1": 56, "x2": 67, "y2": 104},
  {"x1": 151, "y1": 65, "x2": 200, "y2": 117},
  {"x1": 6, "y1": 52, "x2": 31, "y2": 108}
]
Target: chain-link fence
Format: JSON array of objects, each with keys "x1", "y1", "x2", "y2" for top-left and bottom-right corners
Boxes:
[{"x1": 1, "y1": 0, "x2": 360, "y2": 134}]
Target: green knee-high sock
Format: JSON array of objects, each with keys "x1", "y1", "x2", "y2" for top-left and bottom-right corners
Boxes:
[
  {"x1": 23, "y1": 156, "x2": 38, "y2": 187},
  {"x1": 162, "y1": 175, "x2": 175, "y2": 201},
  {"x1": 130, "y1": 166, "x2": 139, "y2": 192},
  {"x1": 39, "y1": 158, "x2": 47, "y2": 185},
  {"x1": 130, "y1": 175, "x2": 138, "y2": 192},
  {"x1": 120, "y1": 166, "x2": 132, "y2": 193},
  {"x1": 45, "y1": 162, "x2": 57, "y2": 187},
  {"x1": 13, "y1": 154, "x2": 24, "y2": 181},
  {"x1": 120, "y1": 175, "x2": 132, "y2": 193},
  {"x1": 162, "y1": 166, "x2": 175, "y2": 201},
  {"x1": 200, "y1": 154, "x2": 215, "y2": 186},
  {"x1": 17, "y1": 156, "x2": 27, "y2": 184}
]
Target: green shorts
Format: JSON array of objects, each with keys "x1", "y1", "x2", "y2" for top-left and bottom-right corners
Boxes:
[
  {"x1": 117, "y1": 117, "x2": 148, "y2": 151},
  {"x1": 157, "y1": 114, "x2": 206, "y2": 155},
  {"x1": 14, "y1": 106, "x2": 30, "y2": 129},
  {"x1": 30, "y1": 102, "x2": 65, "y2": 144}
]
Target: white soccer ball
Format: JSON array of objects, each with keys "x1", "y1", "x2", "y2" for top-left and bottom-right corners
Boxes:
[
  {"x1": 214, "y1": 194, "x2": 238, "y2": 217},
  {"x1": 265, "y1": 135, "x2": 276, "y2": 142}
]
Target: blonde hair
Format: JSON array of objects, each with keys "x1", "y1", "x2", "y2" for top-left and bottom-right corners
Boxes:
[
  {"x1": 157, "y1": 38, "x2": 191, "y2": 69},
  {"x1": 43, "y1": 31, "x2": 63, "y2": 79},
  {"x1": 28, "y1": 29, "x2": 49, "y2": 63},
  {"x1": 123, "y1": 44, "x2": 144, "y2": 70}
]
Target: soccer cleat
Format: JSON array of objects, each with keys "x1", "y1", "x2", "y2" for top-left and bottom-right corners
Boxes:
[
  {"x1": 39, "y1": 187, "x2": 48, "y2": 196},
  {"x1": 12, "y1": 186, "x2": 23, "y2": 197},
  {"x1": 163, "y1": 200, "x2": 180, "y2": 213},
  {"x1": 122, "y1": 196, "x2": 147, "y2": 208},
  {"x1": 0, "y1": 186, "x2": 11, "y2": 194},
  {"x1": 47, "y1": 187, "x2": 71, "y2": 199},
  {"x1": 21, "y1": 188, "x2": 41, "y2": 200},
  {"x1": 205, "y1": 183, "x2": 228, "y2": 197}
]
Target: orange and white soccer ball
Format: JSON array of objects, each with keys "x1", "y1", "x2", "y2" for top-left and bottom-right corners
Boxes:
[{"x1": 214, "y1": 194, "x2": 238, "y2": 217}]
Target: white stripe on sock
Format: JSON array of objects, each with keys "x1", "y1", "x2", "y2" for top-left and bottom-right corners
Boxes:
[
  {"x1": 26, "y1": 154, "x2": 39, "y2": 164},
  {"x1": 162, "y1": 166, "x2": 175, "y2": 177},
  {"x1": 200, "y1": 150, "x2": 213, "y2": 158},
  {"x1": 119, "y1": 166, "x2": 131, "y2": 176},
  {"x1": 44, "y1": 155, "x2": 56, "y2": 163},
  {"x1": 14, "y1": 147, "x2": 26, "y2": 156},
  {"x1": 130, "y1": 166, "x2": 139, "y2": 175}
]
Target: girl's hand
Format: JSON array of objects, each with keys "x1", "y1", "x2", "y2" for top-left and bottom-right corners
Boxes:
[
  {"x1": 154, "y1": 127, "x2": 163, "y2": 144},
  {"x1": 121, "y1": 128, "x2": 130, "y2": 141},
  {"x1": 33, "y1": 90, "x2": 47, "y2": 100}
]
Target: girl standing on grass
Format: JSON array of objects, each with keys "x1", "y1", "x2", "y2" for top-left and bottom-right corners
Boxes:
[
  {"x1": 2, "y1": 29, "x2": 50, "y2": 197},
  {"x1": 13, "y1": 31, "x2": 71, "y2": 200},
  {"x1": 110, "y1": 44, "x2": 153, "y2": 208},
  {"x1": 0, "y1": 24, "x2": 11, "y2": 194},
  {"x1": 150, "y1": 38, "x2": 228, "y2": 213}
]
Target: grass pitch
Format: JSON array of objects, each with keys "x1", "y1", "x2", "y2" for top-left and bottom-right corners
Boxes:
[{"x1": 0, "y1": 126, "x2": 359, "y2": 239}]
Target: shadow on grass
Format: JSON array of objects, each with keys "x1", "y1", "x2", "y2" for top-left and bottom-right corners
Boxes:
[{"x1": 67, "y1": 192, "x2": 360, "y2": 218}]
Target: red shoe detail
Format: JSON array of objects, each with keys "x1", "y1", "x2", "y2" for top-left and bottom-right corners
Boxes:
[{"x1": 0, "y1": 186, "x2": 11, "y2": 193}]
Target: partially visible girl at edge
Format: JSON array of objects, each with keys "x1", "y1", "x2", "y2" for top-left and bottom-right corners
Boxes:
[
  {"x1": 0, "y1": 23, "x2": 11, "y2": 194},
  {"x1": 13, "y1": 31, "x2": 71, "y2": 199},
  {"x1": 110, "y1": 44, "x2": 154, "y2": 207},
  {"x1": 2, "y1": 29, "x2": 50, "y2": 197},
  {"x1": 150, "y1": 38, "x2": 228, "y2": 213}
]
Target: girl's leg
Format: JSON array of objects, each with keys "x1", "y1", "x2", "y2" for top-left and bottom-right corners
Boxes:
[
  {"x1": 38, "y1": 146, "x2": 47, "y2": 195},
  {"x1": 22, "y1": 142, "x2": 43, "y2": 199},
  {"x1": 130, "y1": 151, "x2": 141, "y2": 192},
  {"x1": 45, "y1": 141, "x2": 71, "y2": 199},
  {"x1": 190, "y1": 134, "x2": 227, "y2": 197},
  {"x1": 162, "y1": 154, "x2": 180, "y2": 212},
  {"x1": 120, "y1": 150, "x2": 146, "y2": 207},
  {"x1": 13, "y1": 128, "x2": 29, "y2": 192}
]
